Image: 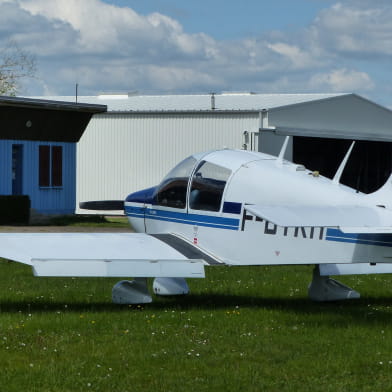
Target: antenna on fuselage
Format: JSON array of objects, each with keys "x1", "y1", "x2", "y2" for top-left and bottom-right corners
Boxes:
[
  {"x1": 332, "y1": 141, "x2": 355, "y2": 185},
  {"x1": 276, "y1": 136, "x2": 290, "y2": 166}
]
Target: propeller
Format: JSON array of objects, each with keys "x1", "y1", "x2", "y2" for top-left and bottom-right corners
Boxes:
[{"x1": 79, "y1": 200, "x2": 124, "y2": 210}]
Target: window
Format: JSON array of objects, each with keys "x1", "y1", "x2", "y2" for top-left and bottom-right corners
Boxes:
[
  {"x1": 39, "y1": 145, "x2": 63, "y2": 187},
  {"x1": 189, "y1": 161, "x2": 231, "y2": 212},
  {"x1": 155, "y1": 156, "x2": 197, "y2": 209}
]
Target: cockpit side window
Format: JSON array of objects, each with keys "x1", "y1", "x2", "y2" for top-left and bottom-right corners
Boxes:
[
  {"x1": 155, "y1": 156, "x2": 197, "y2": 209},
  {"x1": 189, "y1": 161, "x2": 231, "y2": 212}
]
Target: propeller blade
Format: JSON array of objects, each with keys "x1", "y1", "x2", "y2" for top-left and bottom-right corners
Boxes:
[{"x1": 79, "y1": 200, "x2": 124, "y2": 210}]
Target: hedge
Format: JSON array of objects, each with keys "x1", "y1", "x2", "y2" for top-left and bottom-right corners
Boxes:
[{"x1": 0, "y1": 195, "x2": 30, "y2": 224}]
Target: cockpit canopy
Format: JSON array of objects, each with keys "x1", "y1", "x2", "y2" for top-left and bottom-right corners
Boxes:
[{"x1": 154, "y1": 155, "x2": 231, "y2": 212}]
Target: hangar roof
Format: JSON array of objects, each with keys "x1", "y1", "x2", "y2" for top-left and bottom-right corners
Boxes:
[
  {"x1": 35, "y1": 92, "x2": 345, "y2": 112},
  {"x1": 26, "y1": 93, "x2": 392, "y2": 141}
]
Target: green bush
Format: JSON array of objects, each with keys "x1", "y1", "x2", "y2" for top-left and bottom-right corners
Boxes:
[{"x1": 0, "y1": 195, "x2": 30, "y2": 224}]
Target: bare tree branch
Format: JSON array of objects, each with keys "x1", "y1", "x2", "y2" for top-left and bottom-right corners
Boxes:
[{"x1": 0, "y1": 42, "x2": 36, "y2": 95}]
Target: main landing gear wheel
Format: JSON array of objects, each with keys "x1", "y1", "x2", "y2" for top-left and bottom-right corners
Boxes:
[
  {"x1": 153, "y1": 277, "x2": 189, "y2": 296},
  {"x1": 112, "y1": 278, "x2": 152, "y2": 304},
  {"x1": 112, "y1": 277, "x2": 190, "y2": 304},
  {"x1": 308, "y1": 265, "x2": 360, "y2": 302}
]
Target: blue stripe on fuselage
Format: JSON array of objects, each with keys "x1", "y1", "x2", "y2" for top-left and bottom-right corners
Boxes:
[
  {"x1": 125, "y1": 205, "x2": 240, "y2": 230},
  {"x1": 326, "y1": 228, "x2": 392, "y2": 247}
]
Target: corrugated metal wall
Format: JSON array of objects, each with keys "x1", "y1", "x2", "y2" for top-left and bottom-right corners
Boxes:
[
  {"x1": 76, "y1": 112, "x2": 259, "y2": 212},
  {"x1": 0, "y1": 140, "x2": 76, "y2": 214}
]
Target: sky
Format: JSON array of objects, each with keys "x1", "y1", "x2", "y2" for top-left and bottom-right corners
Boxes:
[{"x1": 1, "y1": 0, "x2": 392, "y2": 107}]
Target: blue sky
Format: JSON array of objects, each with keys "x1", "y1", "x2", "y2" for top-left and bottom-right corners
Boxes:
[
  {"x1": 105, "y1": 1, "x2": 335, "y2": 40},
  {"x1": 1, "y1": 0, "x2": 392, "y2": 108}
]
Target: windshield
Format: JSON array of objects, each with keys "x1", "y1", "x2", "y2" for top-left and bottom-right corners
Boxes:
[{"x1": 155, "y1": 156, "x2": 197, "y2": 209}]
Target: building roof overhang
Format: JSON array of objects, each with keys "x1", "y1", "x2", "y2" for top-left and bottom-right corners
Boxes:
[{"x1": 0, "y1": 96, "x2": 107, "y2": 142}]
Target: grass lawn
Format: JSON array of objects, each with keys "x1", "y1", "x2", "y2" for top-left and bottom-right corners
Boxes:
[
  {"x1": 0, "y1": 259, "x2": 391, "y2": 392},
  {"x1": 42, "y1": 215, "x2": 130, "y2": 228}
]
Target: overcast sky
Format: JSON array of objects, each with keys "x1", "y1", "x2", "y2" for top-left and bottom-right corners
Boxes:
[{"x1": 1, "y1": 0, "x2": 392, "y2": 107}]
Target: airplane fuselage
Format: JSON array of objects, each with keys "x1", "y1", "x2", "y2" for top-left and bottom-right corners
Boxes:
[{"x1": 125, "y1": 149, "x2": 392, "y2": 267}]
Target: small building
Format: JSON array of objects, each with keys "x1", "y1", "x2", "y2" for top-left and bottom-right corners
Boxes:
[
  {"x1": 0, "y1": 96, "x2": 106, "y2": 214},
  {"x1": 31, "y1": 93, "x2": 392, "y2": 213}
]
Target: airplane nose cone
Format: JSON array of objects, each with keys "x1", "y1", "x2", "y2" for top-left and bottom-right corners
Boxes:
[{"x1": 126, "y1": 186, "x2": 156, "y2": 204}]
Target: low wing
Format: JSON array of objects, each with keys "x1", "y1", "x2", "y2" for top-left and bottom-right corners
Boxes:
[
  {"x1": 245, "y1": 204, "x2": 392, "y2": 233},
  {"x1": 0, "y1": 233, "x2": 204, "y2": 278}
]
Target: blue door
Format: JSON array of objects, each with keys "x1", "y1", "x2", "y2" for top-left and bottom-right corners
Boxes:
[{"x1": 12, "y1": 144, "x2": 23, "y2": 195}]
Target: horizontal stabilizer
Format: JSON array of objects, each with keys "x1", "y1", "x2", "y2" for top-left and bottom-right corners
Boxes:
[
  {"x1": 0, "y1": 233, "x2": 205, "y2": 278},
  {"x1": 245, "y1": 204, "x2": 392, "y2": 230},
  {"x1": 79, "y1": 200, "x2": 124, "y2": 210},
  {"x1": 320, "y1": 263, "x2": 392, "y2": 276}
]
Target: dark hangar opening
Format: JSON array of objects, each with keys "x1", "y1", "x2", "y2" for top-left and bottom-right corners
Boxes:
[{"x1": 293, "y1": 136, "x2": 392, "y2": 194}]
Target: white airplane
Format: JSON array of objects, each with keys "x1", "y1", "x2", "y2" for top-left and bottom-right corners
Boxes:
[{"x1": 1, "y1": 137, "x2": 392, "y2": 304}]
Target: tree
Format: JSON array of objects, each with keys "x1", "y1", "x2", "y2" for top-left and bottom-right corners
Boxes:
[{"x1": 0, "y1": 42, "x2": 36, "y2": 96}]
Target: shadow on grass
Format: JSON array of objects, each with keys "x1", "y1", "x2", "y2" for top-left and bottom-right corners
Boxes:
[
  {"x1": 0, "y1": 293, "x2": 391, "y2": 324},
  {"x1": 151, "y1": 293, "x2": 392, "y2": 323}
]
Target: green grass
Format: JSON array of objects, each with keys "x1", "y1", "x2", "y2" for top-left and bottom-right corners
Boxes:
[{"x1": 0, "y1": 262, "x2": 392, "y2": 391}]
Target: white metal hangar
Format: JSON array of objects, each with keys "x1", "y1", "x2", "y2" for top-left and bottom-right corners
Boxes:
[{"x1": 31, "y1": 93, "x2": 392, "y2": 213}]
